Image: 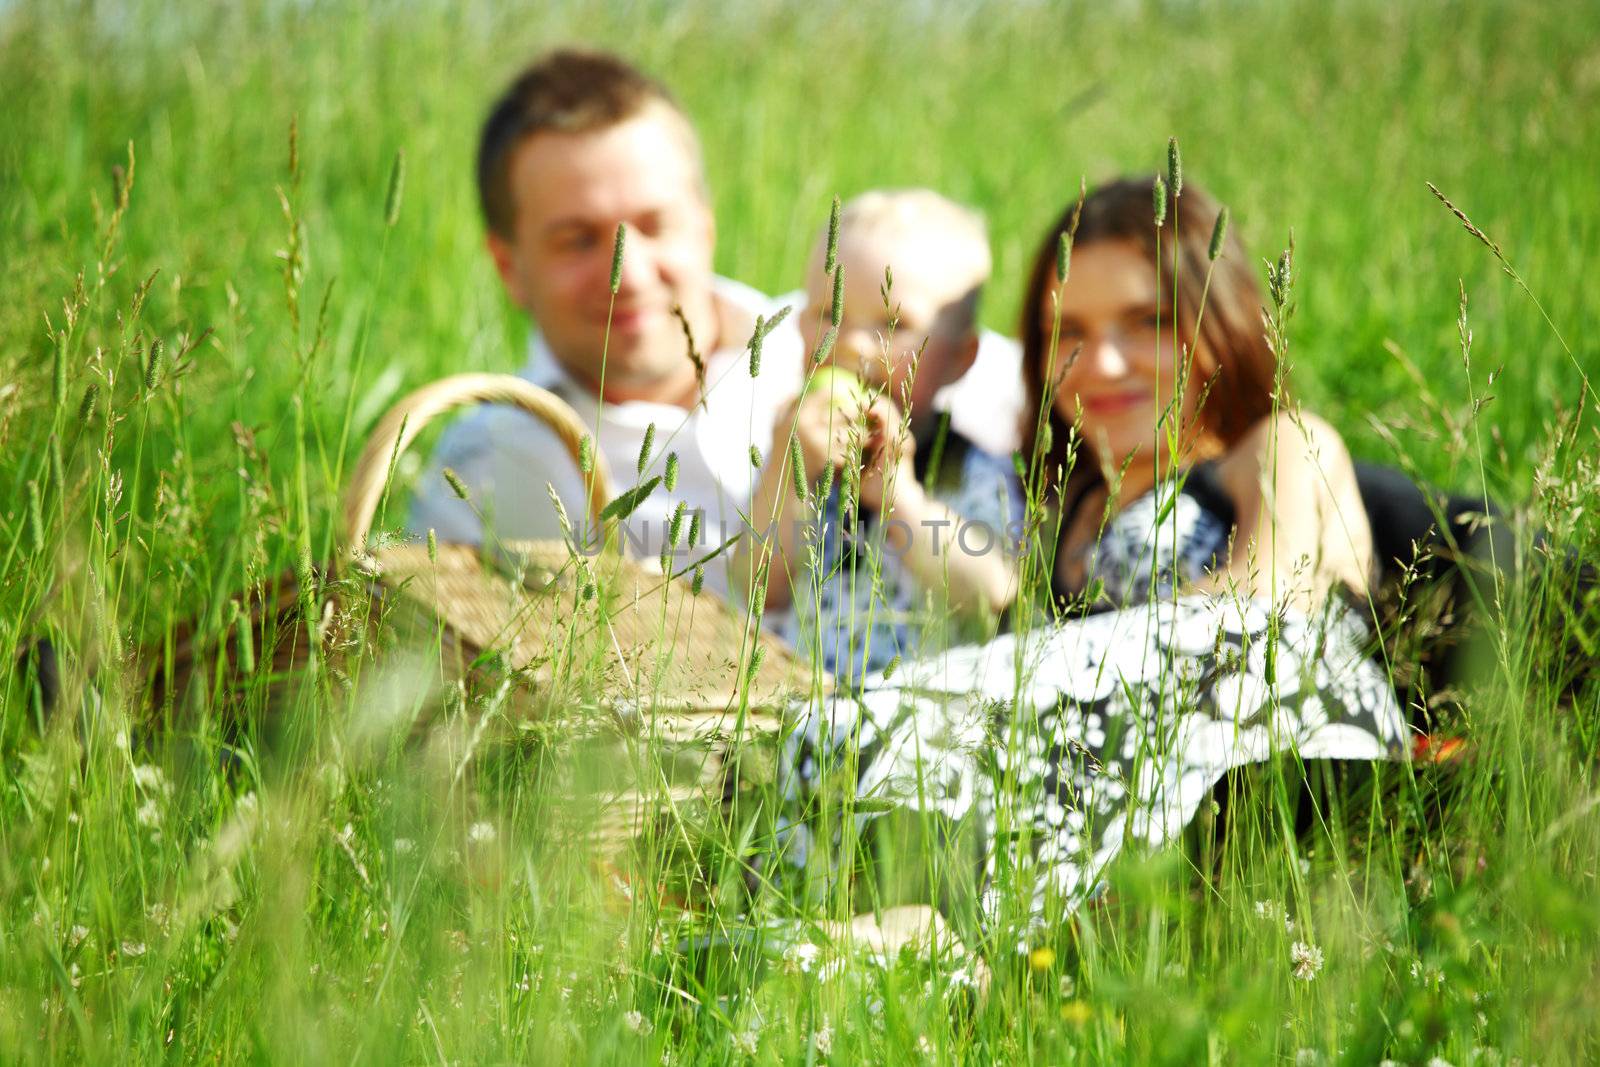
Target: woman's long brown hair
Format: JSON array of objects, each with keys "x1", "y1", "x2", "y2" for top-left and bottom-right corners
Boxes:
[{"x1": 1019, "y1": 176, "x2": 1281, "y2": 515}]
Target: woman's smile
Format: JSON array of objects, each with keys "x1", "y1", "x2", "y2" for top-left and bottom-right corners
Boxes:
[{"x1": 1080, "y1": 389, "x2": 1150, "y2": 416}]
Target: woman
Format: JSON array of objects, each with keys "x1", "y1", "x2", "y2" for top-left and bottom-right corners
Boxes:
[{"x1": 779, "y1": 177, "x2": 1408, "y2": 944}]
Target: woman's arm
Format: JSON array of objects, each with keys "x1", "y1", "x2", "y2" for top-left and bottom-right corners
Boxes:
[{"x1": 1202, "y1": 410, "x2": 1375, "y2": 610}]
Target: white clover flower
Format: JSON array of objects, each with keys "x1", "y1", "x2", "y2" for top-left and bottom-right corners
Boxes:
[
  {"x1": 813, "y1": 1024, "x2": 833, "y2": 1057},
  {"x1": 467, "y1": 820, "x2": 497, "y2": 844},
  {"x1": 731, "y1": 1028, "x2": 760, "y2": 1056},
  {"x1": 1427, "y1": 1058, "x2": 1455, "y2": 1067},
  {"x1": 783, "y1": 940, "x2": 822, "y2": 974},
  {"x1": 393, "y1": 837, "x2": 415, "y2": 855},
  {"x1": 1290, "y1": 940, "x2": 1324, "y2": 981},
  {"x1": 946, "y1": 965, "x2": 979, "y2": 991},
  {"x1": 119, "y1": 940, "x2": 148, "y2": 958},
  {"x1": 68, "y1": 925, "x2": 90, "y2": 948},
  {"x1": 622, "y1": 1009, "x2": 653, "y2": 1036},
  {"x1": 135, "y1": 799, "x2": 163, "y2": 829},
  {"x1": 1295, "y1": 1050, "x2": 1322, "y2": 1066},
  {"x1": 1410, "y1": 959, "x2": 1446, "y2": 989},
  {"x1": 916, "y1": 1034, "x2": 935, "y2": 1057},
  {"x1": 132, "y1": 764, "x2": 171, "y2": 795}
]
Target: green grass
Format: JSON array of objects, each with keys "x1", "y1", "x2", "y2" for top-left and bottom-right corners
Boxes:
[{"x1": 3, "y1": 0, "x2": 1600, "y2": 1062}]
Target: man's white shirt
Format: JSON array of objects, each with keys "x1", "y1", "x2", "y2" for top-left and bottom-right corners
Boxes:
[
  {"x1": 409, "y1": 277, "x2": 1026, "y2": 602},
  {"x1": 410, "y1": 277, "x2": 804, "y2": 600}
]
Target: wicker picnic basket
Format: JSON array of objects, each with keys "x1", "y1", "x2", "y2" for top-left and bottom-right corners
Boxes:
[{"x1": 342, "y1": 373, "x2": 824, "y2": 840}]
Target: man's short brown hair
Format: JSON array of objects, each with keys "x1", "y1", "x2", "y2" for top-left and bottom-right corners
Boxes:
[{"x1": 477, "y1": 48, "x2": 696, "y2": 238}]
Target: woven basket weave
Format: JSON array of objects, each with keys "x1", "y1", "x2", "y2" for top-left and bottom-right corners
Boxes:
[{"x1": 344, "y1": 372, "x2": 824, "y2": 726}]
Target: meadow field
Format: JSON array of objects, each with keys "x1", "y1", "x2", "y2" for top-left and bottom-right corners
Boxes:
[{"x1": 3, "y1": 0, "x2": 1600, "y2": 1062}]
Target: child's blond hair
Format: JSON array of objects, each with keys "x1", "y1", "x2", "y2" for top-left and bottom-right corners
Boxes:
[{"x1": 815, "y1": 188, "x2": 992, "y2": 336}]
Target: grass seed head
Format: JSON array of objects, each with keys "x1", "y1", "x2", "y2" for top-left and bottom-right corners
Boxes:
[
  {"x1": 687, "y1": 509, "x2": 702, "y2": 548},
  {"x1": 668, "y1": 500, "x2": 686, "y2": 547},
  {"x1": 1167, "y1": 136, "x2": 1182, "y2": 198},
  {"x1": 818, "y1": 462, "x2": 834, "y2": 504},
  {"x1": 813, "y1": 326, "x2": 838, "y2": 365},
  {"x1": 691, "y1": 565, "x2": 705, "y2": 595},
  {"x1": 761, "y1": 303, "x2": 792, "y2": 338},
  {"x1": 831, "y1": 265, "x2": 844, "y2": 328},
  {"x1": 546, "y1": 482, "x2": 574, "y2": 538},
  {"x1": 1057, "y1": 178, "x2": 1086, "y2": 285},
  {"x1": 78, "y1": 382, "x2": 98, "y2": 423},
  {"x1": 789, "y1": 434, "x2": 808, "y2": 502},
  {"x1": 1267, "y1": 243, "x2": 1295, "y2": 311},
  {"x1": 637, "y1": 422, "x2": 656, "y2": 474},
  {"x1": 295, "y1": 545, "x2": 315, "y2": 602},
  {"x1": 579, "y1": 434, "x2": 594, "y2": 474},
  {"x1": 1153, "y1": 174, "x2": 1168, "y2": 227},
  {"x1": 1426, "y1": 181, "x2": 1503, "y2": 257},
  {"x1": 384, "y1": 149, "x2": 405, "y2": 227},
  {"x1": 825, "y1": 195, "x2": 841, "y2": 275},
  {"x1": 26, "y1": 479, "x2": 44, "y2": 553},
  {"x1": 750, "y1": 444, "x2": 763, "y2": 468},
  {"x1": 442, "y1": 467, "x2": 470, "y2": 501},
  {"x1": 426, "y1": 528, "x2": 437, "y2": 563},
  {"x1": 749, "y1": 314, "x2": 765, "y2": 377},
  {"x1": 609, "y1": 223, "x2": 626, "y2": 294},
  {"x1": 664, "y1": 451, "x2": 680, "y2": 492},
  {"x1": 143, "y1": 338, "x2": 165, "y2": 392},
  {"x1": 1209, "y1": 206, "x2": 1230, "y2": 261}
]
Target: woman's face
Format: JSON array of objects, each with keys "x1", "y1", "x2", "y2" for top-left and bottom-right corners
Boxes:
[{"x1": 1038, "y1": 239, "x2": 1209, "y2": 469}]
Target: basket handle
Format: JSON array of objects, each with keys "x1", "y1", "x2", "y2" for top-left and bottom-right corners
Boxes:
[{"x1": 342, "y1": 372, "x2": 616, "y2": 557}]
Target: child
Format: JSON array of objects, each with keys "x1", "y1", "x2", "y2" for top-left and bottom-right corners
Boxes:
[{"x1": 744, "y1": 189, "x2": 1024, "y2": 687}]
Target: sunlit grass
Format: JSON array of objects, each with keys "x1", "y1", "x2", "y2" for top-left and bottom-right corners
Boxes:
[{"x1": 2, "y1": 0, "x2": 1599, "y2": 1063}]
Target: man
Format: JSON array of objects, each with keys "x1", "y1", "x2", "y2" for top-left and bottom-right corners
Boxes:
[{"x1": 410, "y1": 49, "x2": 804, "y2": 598}]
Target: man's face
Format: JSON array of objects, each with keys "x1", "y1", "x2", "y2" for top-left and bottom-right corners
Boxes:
[{"x1": 488, "y1": 104, "x2": 716, "y2": 401}]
